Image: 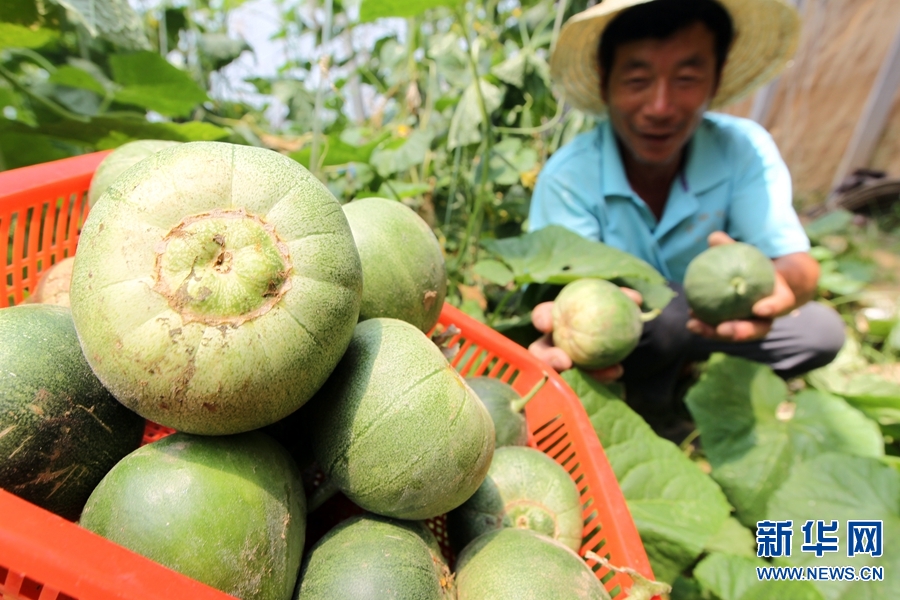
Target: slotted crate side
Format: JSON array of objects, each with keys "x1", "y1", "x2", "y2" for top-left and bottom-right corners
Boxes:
[
  {"x1": 436, "y1": 305, "x2": 657, "y2": 600},
  {"x1": 1, "y1": 152, "x2": 108, "y2": 308}
]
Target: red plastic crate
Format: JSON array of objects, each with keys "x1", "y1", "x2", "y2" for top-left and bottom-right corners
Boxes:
[{"x1": 0, "y1": 153, "x2": 658, "y2": 600}]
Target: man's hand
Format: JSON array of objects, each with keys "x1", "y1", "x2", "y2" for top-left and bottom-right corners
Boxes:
[
  {"x1": 527, "y1": 287, "x2": 642, "y2": 382},
  {"x1": 686, "y1": 231, "x2": 798, "y2": 342}
]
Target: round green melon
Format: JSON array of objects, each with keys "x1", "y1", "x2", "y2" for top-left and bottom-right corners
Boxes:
[
  {"x1": 0, "y1": 304, "x2": 145, "y2": 520},
  {"x1": 552, "y1": 279, "x2": 643, "y2": 370},
  {"x1": 69, "y1": 141, "x2": 363, "y2": 435},
  {"x1": 448, "y1": 445, "x2": 583, "y2": 553},
  {"x1": 465, "y1": 377, "x2": 529, "y2": 447},
  {"x1": 88, "y1": 140, "x2": 182, "y2": 207},
  {"x1": 343, "y1": 197, "x2": 447, "y2": 332},
  {"x1": 80, "y1": 431, "x2": 306, "y2": 600},
  {"x1": 683, "y1": 242, "x2": 776, "y2": 325},
  {"x1": 295, "y1": 515, "x2": 454, "y2": 599},
  {"x1": 455, "y1": 528, "x2": 611, "y2": 600},
  {"x1": 309, "y1": 317, "x2": 495, "y2": 520},
  {"x1": 25, "y1": 257, "x2": 75, "y2": 307}
]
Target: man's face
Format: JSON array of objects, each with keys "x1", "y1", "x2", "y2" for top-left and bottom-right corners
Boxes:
[{"x1": 601, "y1": 22, "x2": 722, "y2": 168}]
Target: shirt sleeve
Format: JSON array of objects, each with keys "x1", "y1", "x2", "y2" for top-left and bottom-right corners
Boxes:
[
  {"x1": 724, "y1": 121, "x2": 810, "y2": 258},
  {"x1": 528, "y1": 156, "x2": 603, "y2": 241}
]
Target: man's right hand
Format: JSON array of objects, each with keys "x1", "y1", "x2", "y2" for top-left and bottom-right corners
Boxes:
[{"x1": 527, "y1": 286, "x2": 643, "y2": 383}]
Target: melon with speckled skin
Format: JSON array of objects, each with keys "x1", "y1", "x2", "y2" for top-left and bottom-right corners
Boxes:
[
  {"x1": 465, "y1": 376, "x2": 529, "y2": 447},
  {"x1": 552, "y1": 278, "x2": 643, "y2": 370},
  {"x1": 294, "y1": 514, "x2": 454, "y2": 599},
  {"x1": 455, "y1": 528, "x2": 611, "y2": 600},
  {"x1": 25, "y1": 257, "x2": 75, "y2": 306},
  {"x1": 80, "y1": 431, "x2": 306, "y2": 600},
  {"x1": 0, "y1": 304, "x2": 145, "y2": 521},
  {"x1": 343, "y1": 197, "x2": 447, "y2": 332},
  {"x1": 309, "y1": 317, "x2": 495, "y2": 520},
  {"x1": 683, "y1": 242, "x2": 776, "y2": 325},
  {"x1": 88, "y1": 140, "x2": 182, "y2": 206},
  {"x1": 69, "y1": 141, "x2": 363, "y2": 435},
  {"x1": 448, "y1": 445, "x2": 583, "y2": 552}
]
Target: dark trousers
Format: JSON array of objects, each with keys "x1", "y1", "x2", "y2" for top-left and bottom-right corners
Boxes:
[{"x1": 620, "y1": 283, "x2": 846, "y2": 429}]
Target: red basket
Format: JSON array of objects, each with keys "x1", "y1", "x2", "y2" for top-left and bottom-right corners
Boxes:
[{"x1": 0, "y1": 153, "x2": 658, "y2": 600}]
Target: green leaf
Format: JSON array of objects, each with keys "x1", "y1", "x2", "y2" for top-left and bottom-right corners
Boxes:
[
  {"x1": 51, "y1": 0, "x2": 150, "y2": 50},
  {"x1": 768, "y1": 454, "x2": 900, "y2": 600},
  {"x1": 804, "y1": 210, "x2": 854, "y2": 242},
  {"x1": 198, "y1": 33, "x2": 250, "y2": 71},
  {"x1": 526, "y1": 52, "x2": 552, "y2": 85},
  {"x1": 472, "y1": 259, "x2": 514, "y2": 286},
  {"x1": 0, "y1": 23, "x2": 57, "y2": 49},
  {"x1": 0, "y1": 0, "x2": 41, "y2": 25},
  {"x1": 447, "y1": 79, "x2": 503, "y2": 150},
  {"x1": 358, "y1": 0, "x2": 463, "y2": 22},
  {"x1": 0, "y1": 131, "x2": 78, "y2": 169},
  {"x1": 0, "y1": 114, "x2": 229, "y2": 146},
  {"x1": 488, "y1": 137, "x2": 537, "y2": 186},
  {"x1": 695, "y1": 553, "x2": 825, "y2": 600},
  {"x1": 685, "y1": 355, "x2": 884, "y2": 527},
  {"x1": 706, "y1": 516, "x2": 758, "y2": 558},
  {"x1": 48, "y1": 65, "x2": 107, "y2": 95},
  {"x1": 480, "y1": 225, "x2": 673, "y2": 310},
  {"x1": 110, "y1": 52, "x2": 208, "y2": 117},
  {"x1": 491, "y1": 52, "x2": 528, "y2": 87},
  {"x1": 563, "y1": 369, "x2": 732, "y2": 583},
  {"x1": 376, "y1": 180, "x2": 431, "y2": 200},
  {"x1": 290, "y1": 132, "x2": 389, "y2": 168},
  {"x1": 369, "y1": 131, "x2": 433, "y2": 177},
  {"x1": 807, "y1": 344, "x2": 900, "y2": 412}
]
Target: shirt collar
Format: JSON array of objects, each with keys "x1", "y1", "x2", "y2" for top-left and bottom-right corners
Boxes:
[{"x1": 599, "y1": 115, "x2": 729, "y2": 199}]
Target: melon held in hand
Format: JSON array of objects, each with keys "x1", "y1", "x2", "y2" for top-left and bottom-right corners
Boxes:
[{"x1": 70, "y1": 141, "x2": 363, "y2": 435}]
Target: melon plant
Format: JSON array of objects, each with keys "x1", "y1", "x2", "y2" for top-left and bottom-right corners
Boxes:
[
  {"x1": 25, "y1": 257, "x2": 74, "y2": 306},
  {"x1": 552, "y1": 278, "x2": 645, "y2": 370},
  {"x1": 80, "y1": 431, "x2": 306, "y2": 600},
  {"x1": 0, "y1": 304, "x2": 145, "y2": 521},
  {"x1": 343, "y1": 197, "x2": 447, "y2": 332},
  {"x1": 69, "y1": 141, "x2": 363, "y2": 435},
  {"x1": 295, "y1": 515, "x2": 454, "y2": 599},
  {"x1": 683, "y1": 242, "x2": 776, "y2": 325},
  {"x1": 448, "y1": 445, "x2": 583, "y2": 553},
  {"x1": 465, "y1": 376, "x2": 544, "y2": 447},
  {"x1": 88, "y1": 140, "x2": 182, "y2": 206},
  {"x1": 309, "y1": 317, "x2": 495, "y2": 520},
  {"x1": 455, "y1": 528, "x2": 611, "y2": 600}
]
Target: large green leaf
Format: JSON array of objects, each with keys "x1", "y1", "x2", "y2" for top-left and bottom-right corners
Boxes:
[
  {"x1": 695, "y1": 553, "x2": 825, "y2": 600},
  {"x1": 48, "y1": 65, "x2": 107, "y2": 95},
  {"x1": 0, "y1": 115, "x2": 229, "y2": 147},
  {"x1": 563, "y1": 369, "x2": 732, "y2": 584},
  {"x1": 447, "y1": 79, "x2": 503, "y2": 150},
  {"x1": 50, "y1": 0, "x2": 149, "y2": 50},
  {"x1": 0, "y1": 0, "x2": 41, "y2": 25},
  {"x1": 358, "y1": 0, "x2": 463, "y2": 22},
  {"x1": 0, "y1": 23, "x2": 57, "y2": 49},
  {"x1": 705, "y1": 517, "x2": 758, "y2": 558},
  {"x1": 685, "y1": 355, "x2": 884, "y2": 528},
  {"x1": 480, "y1": 225, "x2": 674, "y2": 310},
  {"x1": 369, "y1": 131, "x2": 433, "y2": 177},
  {"x1": 0, "y1": 131, "x2": 78, "y2": 169},
  {"x1": 769, "y1": 454, "x2": 900, "y2": 600},
  {"x1": 290, "y1": 132, "x2": 389, "y2": 168},
  {"x1": 109, "y1": 52, "x2": 208, "y2": 118}
]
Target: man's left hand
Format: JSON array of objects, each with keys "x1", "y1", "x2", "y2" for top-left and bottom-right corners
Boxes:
[{"x1": 686, "y1": 232, "x2": 798, "y2": 343}]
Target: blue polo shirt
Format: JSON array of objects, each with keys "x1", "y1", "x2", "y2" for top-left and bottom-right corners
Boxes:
[{"x1": 528, "y1": 112, "x2": 810, "y2": 283}]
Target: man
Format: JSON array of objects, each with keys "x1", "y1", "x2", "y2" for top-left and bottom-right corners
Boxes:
[{"x1": 527, "y1": 0, "x2": 845, "y2": 434}]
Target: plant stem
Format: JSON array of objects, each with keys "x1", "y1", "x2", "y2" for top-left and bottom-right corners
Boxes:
[
  {"x1": 310, "y1": 0, "x2": 334, "y2": 180},
  {"x1": 0, "y1": 64, "x2": 90, "y2": 123},
  {"x1": 511, "y1": 376, "x2": 548, "y2": 413},
  {"x1": 494, "y1": 94, "x2": 565, "y2": 134},
  {"x1": 444, "y1": 145, "x2": 463, "y2": 228}
]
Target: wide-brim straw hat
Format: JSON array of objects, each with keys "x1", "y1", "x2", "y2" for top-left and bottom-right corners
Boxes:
[{"x1": 550, "y1": 0, "x2": 801, "y2": 114}]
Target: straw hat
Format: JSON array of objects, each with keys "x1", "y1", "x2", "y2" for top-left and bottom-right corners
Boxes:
[{"x1": 550, "y1": 0, "x2": 801, "y2": 114}]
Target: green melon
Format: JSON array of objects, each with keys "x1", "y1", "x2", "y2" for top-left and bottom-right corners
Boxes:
[
  {"x1": 683, "y1": 242, "x2": 776, "y2": 325},
  {"x1": 455, "y1": 528, "x2": 611, "y2": 600},
  {"x1": 309, "y1": 317, "x2": 495, "y2": 520},
  {"x1": 295, "y1": 515, "x2": 454, "y2": 599},
  {"x1": 25, "y1": 257, "x2": 74, "y2": 307},
  {"x1": 448, "y1": 445, "x2": 583, "y2": 552},
  {"x1": 79, "y1": 431, "x2": 306, "y2": 600},
  {"x1": 69, "y1": 141, "x2": 362, "y2": 435},
  {"x1": 343, "y1": 197, "x2": 447, "y2": 332},
  {"x1": 552, "y1": 279, "x2": 643, "y2": 370},
  {"x1": 88, "y1": 140, "x2": 182, "y2": 206},
  {"x1": 465, "y1": 377, "x2": 530, "y2": 447},
  {"x1": 0, "y1": 304, "x2": 145, "y2": 521}
]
